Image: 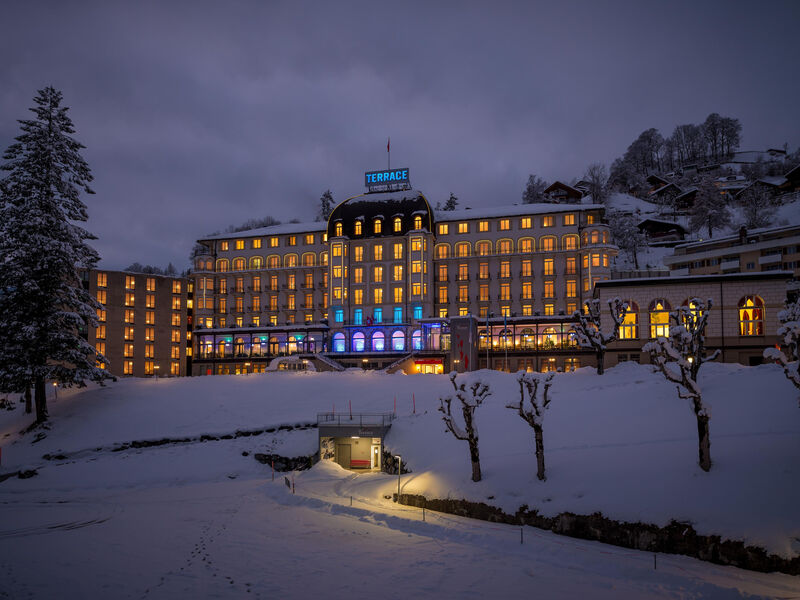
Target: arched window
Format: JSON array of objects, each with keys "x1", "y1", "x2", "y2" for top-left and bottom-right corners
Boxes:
[
  {"x1": 739, "y1": 296, "x2": 764, "y2": 336},
  {"x1": 285, "y1": 254, "x2": 298, "y2": 268},
  {"x1": 269, "y1": 336, "x2": 279, "y2": 355},
  {"x1": 393, "y1": 217, "x2": 402, "y2": 232},
  {"x1": 520, "y1": 328, "x2": 535, "y2": 348},
  {"x1": 234, "y1": 337, "x2": 246, "y2": 356},
  {"x1": 478, "y1": 329, "x2": 489, "y2": 349},
  {"x1": 392, "y1": 330, "x2": 405, "y2": 351},
  {"x1": 518, "y1": 238, "x2": 533, "y2": 253},
  {"x1": 217, "y1": 339, "x2": 227, "y2": 357},
  {"x1": 476, "y1": 240, "x2": 492, "y2": 256},
  {"x1": 333, "y1": 332, "x2": 345, "y2": 353},
  {"x1": 679, "y1": 298, "x2": 704, "y2": 325},
  {"x1": 649, "y1": 299, "x2": 671, "y2": 338},
  {"x1": 267, "y1": 255, "x2": 280, "y2": 269},
  {"x1": 413, "y1": 215, "x2": 422, "y2": 229},
  {"x1": 619, "y1": 301, "x2": 639, "y2": 339},
  {"x1": 411, "y1": 329, "x2": 423, "y2": 350},
  {"x1": 354, "y1": 220, "x2": 362, "y2": 235},
  {"x1": 590, "y1": 230, "x2": 600, "y2": 244},
  {"x1": 352, "y1": 332, "x2": 365, "y2": 352},
  {"x1": 497, "y1": 239, "x2": 512, "y2": 255},
  {"x1": 499, "y1": 328, "x2": 512, "y2": 348},
  {"x1": 563, "y1": 235, "x2": 579, "y2": 250},
  {"x1": 302, "y1": 253, "x2": 315, "y2": 266},
  {"x1": 232, "y1": 258, "x2": 245, "y2": 271},
  {"x1": 435, "y1": 244, "x2": 450, "y2": 259},
  {"x1": 335, "y1": 222, "x2": 343, "y2": 237},
  {"x1": 455, "y1": 242, "x2": 471, "y2": 257},
  {"x1": 372, "y1": 331, "x2": 385, "y2": 352},
  {"x1": 541, "y1": 327, "x2": 559, "y2": 349},
  {"x1": 249, "y1": 256, "x2": 263, "y2": 269},
  {"x1": 540, "y1": 236, "x2": 556, "y2": 251},
  {"x1": 287, "y1": 335, "x2": 299, "y2": 354},
  {"x1": 374, "y1": 218, "x2": 382, "y2": 234}
]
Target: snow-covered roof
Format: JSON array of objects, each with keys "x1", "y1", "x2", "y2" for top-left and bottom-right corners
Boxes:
[
  {"x1": 199, "y1": 221, "x2": 326, "y2": 241},
  {"x1": 435, "y1": 203, "x2": 597, "y2": 222},
  {"x1": 597, "y1": 271, "x2": 793, "y2": 287},
  {"x1": 672, "y1": 223, "x2": 800, "y2": 250}
]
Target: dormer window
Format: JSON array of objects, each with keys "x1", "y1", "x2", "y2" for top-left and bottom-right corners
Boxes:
[
  {"x1": 335, "y1": 222, "x2": 343, "y2": 237},
  {"x1": 374, "y1": 219, "x2": 382, "y2": 234},
  {"x1": 354, "y1": 220, "x2": 362, "y2": 235},
  {"x1": 413, "y1": 215, "x2": 422, "y2": 229},
  {"x1": 393, "y1": 217, "x2": 402, "y2": 233}
]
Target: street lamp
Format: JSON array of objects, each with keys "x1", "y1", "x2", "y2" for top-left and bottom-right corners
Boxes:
[
  {"x1": 394, "y1": 455, "x2": 402, "y2": 501},
  {"x1": 154, "y1": 365, "x2": 160, "y2": 381},
  {"x1": 52, "y1": 382, "x2": 58, "y2": 401}
]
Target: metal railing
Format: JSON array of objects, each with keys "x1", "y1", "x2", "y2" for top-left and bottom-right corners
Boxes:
[{"x1": 316, "y1": 412, "x2": 395, "y2": 427}]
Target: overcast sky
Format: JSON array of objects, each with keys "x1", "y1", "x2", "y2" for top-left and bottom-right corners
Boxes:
[{"x1": 1, "y1": 0, "x2": 798, "y2": 270}]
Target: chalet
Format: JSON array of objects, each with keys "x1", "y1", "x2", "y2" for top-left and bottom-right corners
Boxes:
[
  {"x1": 542, "y1": 181, "x2": 583, "y2": 204},
  {"x1": 735, "y1": 176, "x2": 788, "y2": 202},
  {"x1": 714, "y1": 175, "x2": 749, "y2": 196},
  {"x1": 648, "y1": 182, "x2": 683, "y2": 205},
  {"x1": 636, "y1": 218, "x2": 687, "y2": 242},
  {"x1": 646, "y1": 174, "x2": 670, "y2": 194}
]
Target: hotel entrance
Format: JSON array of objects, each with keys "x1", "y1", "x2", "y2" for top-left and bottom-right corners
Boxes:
[{"x1": 317, "y1": 412, "x2": 394, "y2": 472}]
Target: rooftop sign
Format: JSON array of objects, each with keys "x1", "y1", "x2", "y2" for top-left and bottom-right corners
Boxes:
[{"x1": 365, "y1": 168, "x2": 410, "y2": 191}]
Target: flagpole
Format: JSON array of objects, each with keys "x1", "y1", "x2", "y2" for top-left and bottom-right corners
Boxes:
[{"x1": 387, "y1": 137, "x2": 390, "y2": 171}]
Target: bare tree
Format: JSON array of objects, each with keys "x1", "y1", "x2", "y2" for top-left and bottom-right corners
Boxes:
[
  {"x1": 763, "y1": 296, "x2": 800, "y2": 404},
  {"x1": 584, "y1": 163, "x2": 608, "y2": 204},
  {"x1": 507, "y1": 372, "x2": 554, "y2": 480},
  {"x1": 438, "y1": 372, "x2": 491, "y2": 482},
  {"x1": 690, "y1": 177, "x2": 731, "y2": 238},
  {"x1": 571, "y1": 298, "x2": 629, "y2": 375},
  {"x1": 643, "y1": 298, "x2": 720, "y2": 472},
  {"x1": 608, "y1": 211, "x2": 647, "y2": 269},
  {"x1": 522, "y1": 174, "x2": 548, "y2": 204},
  {"x1": 738, "y1": 186, "x2": 776, "y2": 229}
]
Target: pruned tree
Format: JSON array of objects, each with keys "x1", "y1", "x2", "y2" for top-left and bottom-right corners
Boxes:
[
  {"x1": 690, "y1": 177, "x2": 731, "y2": 238},
  {"x1": 571, "y1": 298, "x2": 629, "y2": 375},
  {"x1": 507, "y1": 372, "x2": 555, "y2": 481},
  {"x1": 584, "y1": 163, "x2": 609, "y2": 204},
  {"x1": 643, "y1": 298, "x2": 720, "y2": 472},
  {"x1": 438, "y1": 372, "x2": 491, "y2": 482},
  {"x1": 608, "y1": 211, "x2": 647, "y2": 269},
  {"x1": 443, "y1": 192, "x2": 458, "y2": 211},
  {"x1": 763, "y1": 296, "x2": 800, "y2": 403},
  {"x1": 0, "y1": 86, "x2": 113, "y2": 424},
  {"x1": 738, "y1": 186, "x2": 776, "y2": 230},
  {"x1": 318, "y1": 189, "x2": 334, "y2": 221},
  {"x1": 522, "y1": 174, "x2": 548, "y2": 204}
]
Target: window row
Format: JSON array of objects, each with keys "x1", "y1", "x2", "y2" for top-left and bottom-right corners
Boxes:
[
  {"x1": 331, "y1": 330, "x2": 422, "y2": 353},
  {"x1": 333, "y1": 215, "x2": 426, "y2": 238},
  {"x1": 218, "y1": 233, "x2": 324, "y2": 252},
  {"x1": 214, "y1": 252, "x2": 330, "y2": 272},
  {"x1": 437, "y1": 214, "x2": 577, "y2": 235},
  {"x1": 434, "y1": 234, "x2": 585, "y2": 258}
]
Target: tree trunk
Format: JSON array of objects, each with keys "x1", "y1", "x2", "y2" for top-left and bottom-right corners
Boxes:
[
  {"x1": 24, "y1": 385, "x2": 32, "y2": 414},
  {"x1": 696, "y1": 413, "x2": 711, "y2": 472},
  {"x1": 533, "y1": 425, "x2": 546, "y2": 481},
  {"x1": 632, "y1": 247, "x2": 640, "y2": 269},
  {"x1": 707, "y1": 223, "x2": 712, "y2": 239},
  {"x1": 596, "y1": 350, "x2": 605, "y2": 375},
  {"x1": 468, "y1": 440, "x2": 482, "y2": 482},
  {"x1": 34, "y1": 376, "x2": 48, "y2": 424}
]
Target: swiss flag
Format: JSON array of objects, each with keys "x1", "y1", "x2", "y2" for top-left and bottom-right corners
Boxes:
[{"x1": 387, "y1": 137, "x2": 390, "y2": 153}]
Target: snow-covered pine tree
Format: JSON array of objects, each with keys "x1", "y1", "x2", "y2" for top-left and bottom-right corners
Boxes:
[
  {"x1": 318, "y1": 189, "x2": 334, "y2": 221},
  {"x1": 571, "y1": 298, "x2": 628, "y2": 375},
  {"x1": 0, "y1": 86, "x2": 112, "y2": 424},
  {"x1": 643, "y1": 298, "x2": 720, "y2": 472},
  {"x1": 438, "y1": 372, "x2": 491, "y2": 482},
  {"x1": 763, "y1": 296, "x2": 800, "y2": 403},
  {"x1": 443, "y1": 192, "x2": 458, "y2": 211},
  {"x1": 690, "y1": 177, "x2": 731, "y2": 238},
  {"x1": 522, "y1": 174, "x2": 548, "y2": 204},
  {"x1": 506, "y1": 372, "x2": 554, "y2": 481}
]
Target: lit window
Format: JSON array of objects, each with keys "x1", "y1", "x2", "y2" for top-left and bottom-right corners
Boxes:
[
  {"x1": 413, "y1": 216, "x2": 422, "y2": 229},
  {"x1": 253, "y1": 238, "x2": 262, "y2": 249},
  {"x1": 96, "y1": 272, "x2": 107, "y2": 287},
  {"x1": 392, "y1": 330, "x2": 405, "y2": 350},
  {"x1": 288, "y1": 236, "x2": 297, "y2": 246},
  {"x1": 411, "y1": 238, "x2": 422, "y2": 251},
  {"x1": 564, "y1": 236, "x2": 578, "y2": 250},
  {"x1": 373, "y1": 244, "x2": 383, "y2": 261},
  {"x1": 125, "y1": 293, "x2": 135, "y2": 307},
  {"x1": 96, "y1": 290, "x2": 107, "y2": 304},
  {"x1": 354, "y1": 309, "x2": 363, "y2": 326},
  {"x1": 394, "y1": 286, "x2": 403, "y2": 303},
  {"x1": 544, "y1": 304, "x2": 554, "y2": 316},
  {"x1": 95, "y1": 341, "x2": 106, "y2": 356},
  {"x1": 738, "y1": 296, "x2": 764, "y2": 336},
  {"x1": 540, "y1": 237, "x2": 555, "y2": 251},
  {"x1": 220, "y1": 241, "x2": 229, "y2": 251},
  {"x1": 565, "y1": 257, "x2": 576, "y2": 275},
  {"x1": 500, "y1": 283, "x2": 510, "y2": 301},
  {"x1": 123, "y1": 360, "x2": 133, "y2": 375},
  {"x1": 269, "y1": 237, "x2": 278, "y2": 247},
  {"x1": 393, "y1": 264, "x2": 404, "y2": 281},
  {"x1": 477, "y1": 241, "x2": 491, "y2": 256},
  {"x1": 374, "y1": 288, "x2": 384, "y2": 304},
  {"x1": 519, "y1": 238, "x2": 533, "y2": 253},
  {"x1": 354, "y1": 221, "x2": 362, "y2": 235},
  {"x1": 393, "y1": 307, "x2": 403, "y2": 323},
  {"x1": 543, "y1": 281, "x2": 554, "y2": 298},
  {"x1": 393, "y1": 243, "x2": 403, "y2": 260},
  {"x1": 305, "y1": 234, "x2": 314, "y2": 245},
  {"x1": 354, "y1": 289, "x2": 363, "y2": 305},
  {"x1": 413, "y1": 305, "x2": 422, "y2": 320},
  {"x1": 374, "y1": 219, "x2": 382, "y2": 234},
  {"x1": 456, "y1": 242, "x2": 470, "y2": 257},
  {"x1": 354, "y1": 246, "x2": 364, "y2": 262},
  {"x1": 438, "y1": 224, "x2": 449, "y2": 235},
  {"x1": 373, "y1": 265, "x2": 384, "y2": 283},
  {"x1": 171, "y1": 313, "x2": 181, "y2": 327},
  {"x1": 374, "y1": 308, "x2": 383, "y2": 323},
  {"x1": 497, "y1": 240, "x2": 512, "y2": 254},
  {"x1": 522, "y1": 282, "x2": 532, "y2": 299},
  {"x1": 520, "y1": 217, "x2": 531, "y2": 229},
  {"x1": 521, "y1": 260, "x2": 532, "y2": 277},
  {"x1": 97, "y1": 309, "x2": 106, "y2": 322},
  {"x1": 372, "y1": 331, "x2": 385, "y2": 351},
  {"x1": 172, "y1": 297, "x2": 181, "y2": 310},
  {"x1": 394, "y1": 217, "x2": 402, "y2": 232},
  {"x1": 587, "y1": 214, "x2": 596, "y2": 224},
  {"x1": 499, "y1": 219, "x2": 510, "y2": 231},
  {"x1": 542, "y1": 216, "x2": 554, "y2": 227},
  {"x1": 649, "y1": 300, "x2": 671, "y2": 338},
  {"x1": 170, "y1": 362, "x2": 180, "y2": 376},
  {"x1": 563, "y1": 214, "x2": 575, "y2": 226},
  {"x1": 96, "y1": 325, "x2": 106, "y2": 339},
  {"x1": 146, "y1": 278, "x2": 155, "y2": 292},
  {"x1": 459, "y1": 307, "x2": 469, "y2": 316},
  {"x1": 334, "y1": 309, "x2": 344, "y2": 323},
  {"x1": 499, "y1": 262, "x2": 510, "y2": 278},
  {"x1": 458, "y1": 222, "x2": 469, "y2": 234},
  {"x1": 438, "y1": 287, "x2": 448, "y2": 303},
  {"x1": 544, "y1": 258, "x2": 554, "y2": 276},
  {"x1": 124, "y1": 309, "x2": 134, "y2": 323},
  {"x1": 335, "y1": 222, "x2": 343, "y2": 236},
  {"x1": 123, "y1": 343, "x2": 134, "y2": 358},
  {"x1": 566, "y1": 280, "x2": 577, "y2": 298},
  {"x1": 352, "y1": 332, "x2": 365, "y2": 351},
  {"x1": 619, "y1": 301, "x2": 639, "y2": 339},
  {"x1": 478, "y1": 221, "x2": 488, "y2": 232},
  {"x1": 146, "y1": 294, "x2": 155, "y2": 308}
]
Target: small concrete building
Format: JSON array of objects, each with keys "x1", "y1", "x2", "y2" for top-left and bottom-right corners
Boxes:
[{"x1": 318, "y1": 413, "x2": 394, "y2": 471}]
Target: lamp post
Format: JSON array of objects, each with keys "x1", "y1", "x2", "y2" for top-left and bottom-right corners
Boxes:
[
  {"x1": 52, "y1": 382, "x2": 58, "y2": 401},
  {"x1": 395, "y1": 455, "x2": 402, "y2": 501},
  {"x1": 154, "y1": 365, "x2": 160, "y2": 381}
]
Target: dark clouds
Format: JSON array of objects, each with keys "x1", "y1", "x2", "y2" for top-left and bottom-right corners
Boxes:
[{"x1": 1, "y1": 0, "x2": 798, "y2": 269}]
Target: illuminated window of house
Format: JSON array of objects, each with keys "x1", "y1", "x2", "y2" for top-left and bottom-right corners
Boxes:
[
  {"x1": 303, "y1": 293, "x2": 312, "y2": 309},
  {"x1": 565, "y1": 257, "x2": 576, "y2": 275},
  {"x1": 618, "y1": 301, "x2": 639, "y2": 339},
  {"x1": 457, "y1": 264, "x2": 468, "y2": 281},
  {"x1": 522, "y1": 282, "x2": 532, "y2": 299},
  {"x1": 393, "y1": 243, "x2": 404, "y2": 259},
  {"x1": 478, "y1": 220, "x2": 488, "y2": 233},
  {"x1": 124, "y1": 309, "x2": 134, "y2": 323},
  {"x1": 543, "y1": 281, "x2": 554, "y2": 298},
  {"x1": 123, "y1": 343, "x2": 134, "y2": 358},
  {"x1": 458, "y1": 285, "x2": 469, "y2": 302},
  {"x1": 412, "y1": 261, "x2": 422, "y2": 274},
  {"x1": 144, "y1": 343, "x2": 155, "y2": 359},
  {"x1": 566, "y1": 302, "x2": 577, "y2": 315},
  {"x1": 591, "y1": 230, "x2": 600, "y2": 244},
  {"x1": 542, "y1": 216, "x2": 554, "y2": 227},
  {"x1": 438, "y1": 223, "x2": 449, "y2": 235},
  {"x1": 369, "y1": 244, "x2": 382, "y2": 261},
  {"x1": 220, "y1": 241, "x2": 229, "y2": 251},
  {"x1": 438, "y1": 286, "x2": 448, "y2": 304},
  {"x1": 354, "y1": 220, "x2": 362, "y2": 235},
  {"x1": 540, "y1": 236, "x2": 555, "y2": 251},
  {"x1": 458, "y1": 222, "x2": 469, "y2": 234},
  {"x1": 499, "y1": 219, "x2": 510, "y2": 231},
  {"x1": 354, "y1": 246, "x2": 363, "y2": 262},
  {"x1": 171, "y1": 313, "x2": 181, "y2": 327},
  {"x1": 394, "y1": 286, "x2": 403, "y2": 303},
  {"x1": 603, "y1": 253, "x2": 609, "y2": 267},
  {"x1": 564, "y1": 235, "x2": 578, "y2": 250},
  {"x1": 96, "y1": 272, "x2": 107, "y2": 287},
  {"x1": 170, "y1": 362, "x2": 180, "y2": 376},
  {"x1": 413, "y1": 216, "x2": 422, "y2": 229},
  {"x1": 458, "y1": 306, "x2": 468, "y2": 316},
  {"x1": 563, "y1": 214, "x2": 575, "y2": 226},
  {"x1": 592, "y1": 253, "x2": 601, "y2": 267},
  {"x1": 252, "y1": 238, "x2": 262, "y2": 249},
  {"x1": 95, "y1": 341, "x2": 106, "y2": 356},
  {"x1": 544, "y1": 304, "x2": 554, "y2": 316},
  {"x1": 439, "y1": 308, "x2": 449, "y2": 318},
  {"x1": 97, "y1": 308, "x2": 106, "y2": 322},
  {"x1": 285, "y1": 254, "x2": 297, "y2": 268},
  {"x1": 738, "y1": 296, "x2": 764, "y2": 336},
  {"x1": 252, "y1": 296, "x2": 261, "y2": 311},
  {"x1": 497, "y1": 240, "x2": 512, "y2": 254},
  {"x1": 172, "y1": 297, "x2": 181, "y2": 310},
  {"x1": 602, "y1": 231, "x2": 609, "y2": 243},
  {"x1": 522, "y1": 305, "x2": 532, "y2": 316},
  {"x1": 476, "y1": 241, "x2": 492, "y2": 258},
  {"x1": 500, "y1": 261, "x2": 510, "y2": 278},
  {"x1": 305, "y1": 234, "x2": 314, "y2": 245},
  {"x1": 269, "y1": 315, "x2": 278, "y2": 326},
  {"x1": 287, "y1": 295, "x2": 296, "y2": 310},
  {"x1": 218, "y1": 297, "x2": 227, "y2": 312},
  {"x1": 269, "y1": 237, "x2": 279, "y2": 248},
  {"x1": 95, "y1": 325, "x2": 106, "y2": 340},
  {"x1": 499, "y1": 283, "x2": 510, "y2": 301},
  {"x1": 145, "y1": 294, "x2": 155, "y2": 308},
  {"x1": 435, "y1": 244, "x2": 449, "y2": 259},
  {"x1": 335, "y1": 222, "x2": 343, "y2": 237},
  {"x1": 393, "y1": 217, "x2": 402, "y2": 232},
  {"x1": 393, "y1": 265, "x2": 403, "y2": 281},
  {"x1": 412, "y1": 282, "x2": 422, "y2": 297},
  {"x1": 286, "y1": 236, "x2": 296, "y2": 246},
  {"x1": 123, "y1": 361, "x2": 133, "y2": 375},
  {"x1": 587, "y1": 214, "x2": 596, "y2": 224},
  {"x1": 543, "y1": 258, "x2": 554, "y2": 276},
  {"x1": 372, "y1": 265, "x2": 384, "y2": 283},
  {"x1": 519, "y1": 238, "x2": 532, "y2": 253},
  {"x1": 478, "y1": 283, "x2": 489, "y2": 302},
  {"x1": 649, "y1": 300, "x2": 671, "y2": 338},
  {"x1": 96, "y1": 290, "x2": 107, "y2": 304},
  {"x1": 354, "y1": 289, "x2": 363, "y2": 305},
  {"x1": 479, "y1": 262, "x2": 489, "y2": 280},
  {"x1": 124, "y1": 275, "x2": 135, "y2": 290},
  {"x1": 411, "y1": 238, "x2": 422, "y2": 252},
  {"x1": 372, "y1": 219, "x2": 382, "y2": 234},
  {"x1": 500, "y1": 306, "x2": 510, "y2": 318},
  {"x1": 124, "y1": 292, "x2": 135, "y2": 307},
  {"x1": 520, "y1": 217, "x2": 531, "y2": 229},
  {"x1": 519, "y1": 260, "x2": 531, "y2": 277}
]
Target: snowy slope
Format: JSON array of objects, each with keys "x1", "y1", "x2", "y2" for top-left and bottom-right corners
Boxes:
[{"x1": 1, "y1": 362, "x2": 797, "y2": 561}]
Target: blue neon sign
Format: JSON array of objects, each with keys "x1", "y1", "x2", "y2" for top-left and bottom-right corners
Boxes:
[{"x1": 365, "y1": 168, "x2": 410, "y2": 188}]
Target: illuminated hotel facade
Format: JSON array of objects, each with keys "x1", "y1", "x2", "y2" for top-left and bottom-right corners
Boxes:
[{"x1": 190, "y1": 173, "x2": 616, "y2": 375}]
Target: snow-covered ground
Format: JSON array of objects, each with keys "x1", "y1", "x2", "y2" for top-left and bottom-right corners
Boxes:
[{"x1": 0, "y1": 364, "x2": 798, "y2": 598}]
